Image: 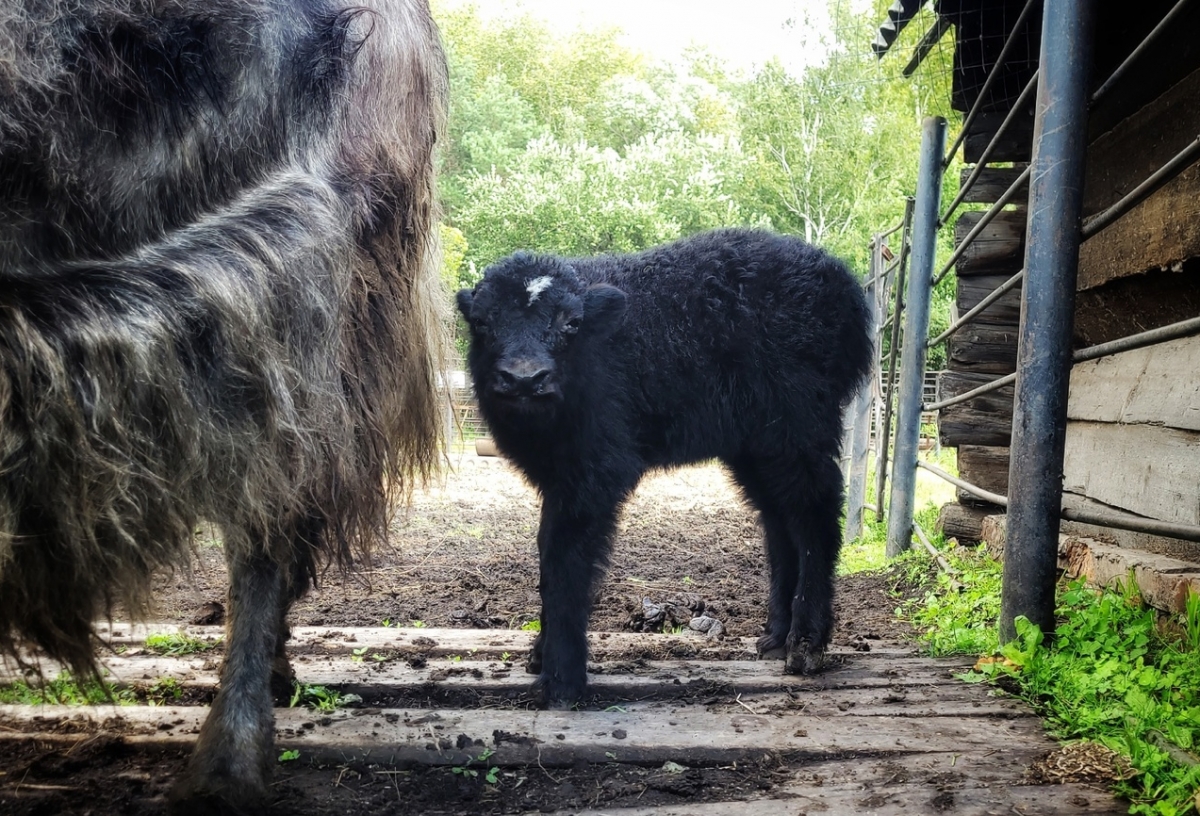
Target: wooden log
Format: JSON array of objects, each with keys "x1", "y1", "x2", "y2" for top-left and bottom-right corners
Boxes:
[
  {"x1": 980, "y1": 514, "x2": 1007, "y2": 560},
  {"x1": 957, "y1": 445, "x2": 1010, "y2": 497},
  {"x1": 947, "y1": 323, "x2": 1018, "y2": 375},
  {"x1": 964, "y1": 111, "x2": 1035, "y2": 165},
  {"x1": 958, "y1": 167, "x2": 1029, "y2": 205},
  {"x1": 952, "y1": 210, "x2": 1026, "y2": 277},
  {"x1": 1064, "y1": 421, "x2": 1200, "y2": 527},
  {"x1": 936, "y1": 502, "x2": 996, "y2": 544},
  {"x1": 1068, "y1": 335, "x2": 1200, "y2": 432},
  {"x1": 956, "y1": 274, "x2": 1023, "y2": 326},
  {"x1": 1079, "y1": 66, "x2": 1200, "y2": 290},
  {"x1": 1074, "y1": 265, "x2": 1200, "y2": 347},
  {"x1": 936, "y1": 371, "x2": 1014, "y2": 448}
]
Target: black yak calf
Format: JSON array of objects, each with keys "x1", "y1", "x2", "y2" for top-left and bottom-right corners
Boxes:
[
  {"x1": 457, "y1": 228, "x2": 873, "y2": 707},
  {"x1": 0, "y1": 0, "x2": 446, "y2": 813}
]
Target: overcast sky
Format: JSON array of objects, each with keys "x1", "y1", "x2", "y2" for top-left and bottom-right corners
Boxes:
[{"x1": 446, "y1": 0, "x2": 859, "y2": 76}]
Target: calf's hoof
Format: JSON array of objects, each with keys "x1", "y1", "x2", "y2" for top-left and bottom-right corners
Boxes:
[
  {"x1": 755, "y1": 632, "x2": 787, "y2": 661},
  {"x1": 532, "y1": 674, "x2": 585, "y2": 710},
  {"x1": 783, "y1": 638, "x2": 825, "y2": 675}
]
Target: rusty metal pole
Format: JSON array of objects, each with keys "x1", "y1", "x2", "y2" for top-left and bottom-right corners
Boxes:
[
  {"x1": 886, "y1": 117, "x2": 945, "y2": 558},
  {"x1": 1000, "y1": 0, "x2": 1096, "y2": 643}
]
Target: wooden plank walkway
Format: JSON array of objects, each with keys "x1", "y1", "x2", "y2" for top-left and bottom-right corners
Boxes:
[{"x1": 0, "y1": 627, "x2": 1127, "y2": 814}]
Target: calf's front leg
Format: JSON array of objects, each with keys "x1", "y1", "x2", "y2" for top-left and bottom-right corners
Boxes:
[{"x1": 532, "y1": 496, "x2": 622, "y2": 708}]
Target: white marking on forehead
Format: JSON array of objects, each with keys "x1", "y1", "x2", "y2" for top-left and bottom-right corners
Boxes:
[{"x1": 525, "y1": 275, "x2": 553, "y2": 306}]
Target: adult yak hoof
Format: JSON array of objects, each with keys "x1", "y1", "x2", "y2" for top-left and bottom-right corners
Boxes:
[
  {"x1": 784, "y1": 638, "x2": 825, "y2": 675},
  {"x1": 168, "y1": 780, "x2": 267, "y2": 816}
]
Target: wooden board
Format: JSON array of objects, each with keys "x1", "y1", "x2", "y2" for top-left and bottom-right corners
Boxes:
[
  {"x1": 955, "y1": 274, "x2": 1023, "y2": 327},
  {"x1": 947, "y1": 323, "x2": 1019, "y2": 375},
  {"x1": 1074, "y1": 265, "x2": 1200, "y2": 347},
  {"x1": 1068, "y1": 335, "x2": 1200, "y2": 432},
  {"x1": 957, "y1": 167, "x2": 1029, "y2": 205},
  {"x1": 956, "y1": 445, "x2": 1010, "y2": 497},
  {"x1": 952, "y1": 210, "x2": 1026, "y2": 277},
  {"x1": 936, "y1": 372, "x2": 1013, "y2": 448},
  {"x1": 1063, "y1": 421, "x2": 1200, "y2": 526},
  {"x1": 936, "y1": 503, "x2": 996, "y2": 543},
  {"x1": 963, "y1": 111, "x2": 1035, "y2": 165},
  {"x1": 1079, "y1": 66, "x2": 1200, "y2": 290}
]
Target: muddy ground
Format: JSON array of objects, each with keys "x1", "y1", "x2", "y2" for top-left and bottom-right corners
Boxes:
[{"x1": 1, "y1": 453, "x2": 928, "y2": 816}]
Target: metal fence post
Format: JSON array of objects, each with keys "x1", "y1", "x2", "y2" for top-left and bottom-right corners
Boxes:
[
  {"x1": 844, "y1": 238, "x2": 882, "y2": 544},
  {"x1": 874, "y1": 198, "x2": 914, "y2": 523},
  {"x1": 885, "y1": 117, "x2": 946, "y2": 558},
  {"x1": 1000, "y1": 0, "x2": 1096, "y2": 643}
]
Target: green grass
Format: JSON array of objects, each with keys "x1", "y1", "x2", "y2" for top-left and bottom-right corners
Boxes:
[
  {"x1": 143, "y1": 631, "x2": 221, "y2": 656},
  {"x1": 288, "y1": 682, "x2": 356, "y2": 713},
  {"x1": 903, "y1": 540, "x2": 1200, "y2": 816},
  {"x1": 0, "y1": 672, "x2": 136, "y2": 706}
]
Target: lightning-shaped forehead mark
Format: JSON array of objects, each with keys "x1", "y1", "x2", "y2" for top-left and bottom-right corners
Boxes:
[{"x1": 526, "y1": 275, "x2": 553, "y2": 306}]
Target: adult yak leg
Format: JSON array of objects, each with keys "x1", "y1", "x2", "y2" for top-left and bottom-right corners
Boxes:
[
  {"x1": 530, "y1": 491, "x2": 627, "y2": 708},
  {"x1": 171, "y1": 531, "x2": 292, "y2": 816}
]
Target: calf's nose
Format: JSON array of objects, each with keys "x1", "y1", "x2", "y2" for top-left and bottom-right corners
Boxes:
[{"x1": 494, "y1": 360, "x2": 552, "y2": 395}]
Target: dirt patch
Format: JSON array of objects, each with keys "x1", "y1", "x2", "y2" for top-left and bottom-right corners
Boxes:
[{"x1": 1, "y1": 455, "x2": 922, "y2": 816}]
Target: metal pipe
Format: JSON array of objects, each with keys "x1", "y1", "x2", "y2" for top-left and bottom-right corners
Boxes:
[
  {"x1": 886, "y1": 119, "x2": 945, "y2": 558},
  {"x1": 917, "y1": 462, "x2": 1200, "y2": 543},
  {"x1": 933, "y1": 166, "x2": 1032, "y2": 288},
  {"x1": 1090, "y1": 0, "x2": 1193, "y2": 106},
  {"x1": 874, "y1": 198, "x2": 915, "y2": 523},
  {"x1": 941, "y1": 70, "x2": 1039, "y2": 228},
  {"x1": 927, "y1": 314, "x2": 1200, "y2": 412},
  {"x1": 929, "y1": 268, "x2": 1026, "y2": 349},
  {"x1": 924, "y1": 371, "x2": 1015, "y2": 413},
  {"x1": 943, "y1": 0, "x2": 1040, "y2": 167},
  {"x1": 845, "y1": 239, "x2": 883, "y2": 544},
  {"x1": 917, "y1": 460, "x2": 1009, "y2": 506},
  {"x1": 1001, "y1": 0, "x2": 1096, "y2": 644},
  {"x1": 1081, "y1": 134, "x2": 1200, "y2": 239}
]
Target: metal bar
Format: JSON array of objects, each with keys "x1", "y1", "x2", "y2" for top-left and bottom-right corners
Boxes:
[
  {"x1": 941, "y1": 70, "x2": 1039, "y2": 227},
  {"x1": 917, "y1": 460, "x2": 1009, "y2": 506},
  {"x1": 926, "y1": 314, "x2": 1200, "y2": 412},
  {"x1": 844, "y1": 240, "x2": 883, "y2": 544},
  {"x1": 929, "y1": 268, "x2": 1026, "y2": 349},
  {"x1": 1061, "y1": 505, "x2": 1200, "y2": 544},
  {"x1": 943, "y1": 0, "x2": 1040, "y2": 167},
  {"x1": 933, "y1": 166, "x2": 1032, "y2": 287},
  {"x1": 1001, "y1": 0, "x2": 1096, "y2": 644},
  {"x1": 918, "y1": 462, "x2": 1200, "y2": 543},
  {"x1": 877, "y1": 219, "x2": 906, "y2": 241},
  {"x1": 874, "y1": 198, "x2": 915, "y2": 524},
  {"x1": 1081, "y1": 134, "x2": 1200, "y2": 239},
  {"x1": 924, "y1": 371, "x2": 1015, "y2": 413},
  {"x1": 886, "y1": 118, "x2": 945, "y2": 558},
  {"x1": 1090, "y1": 0, "x2": 1193, "y2": 106},
  {"x1": 864, "y1": 256, "x2": 902, "y2": 289},
  {"x1": 903, "y1": 14, "x2": 952, "y2": 77}
]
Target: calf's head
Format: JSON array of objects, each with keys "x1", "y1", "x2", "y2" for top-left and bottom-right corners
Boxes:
[{"x1": 457, "y1": 253, "x2": 626, "y2": 413}]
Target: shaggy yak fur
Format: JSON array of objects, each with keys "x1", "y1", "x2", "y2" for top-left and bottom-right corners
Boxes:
[
  {"x1": 0, "y1": 0, "x2": 446, "y2": 811},
  {"x1": 458, "y1": 228, "x2": 873, "y2": 706}
]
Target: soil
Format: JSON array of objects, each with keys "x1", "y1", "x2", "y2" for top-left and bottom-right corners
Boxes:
[{"x1": 0, "y1": 454, "x2": 926, "y2": 816}]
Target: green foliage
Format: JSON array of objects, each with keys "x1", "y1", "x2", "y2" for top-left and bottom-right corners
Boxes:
[
  {"x1": 519, "y1": 619, "x2": 541, "y2": 633},
  {"x1": 910, "y1": 547, "x2": 1200, "y2": 815},
  {"x1": 145, "y1": 677, "x2": 184, "y2": 706},
  {"x1": 0, "y1": 673, "x2": 135, "y2": 706},
  {"x1": 278, "y1": 749, "x2": 301, "y2": 763},
  {"x1": 143, "y1": 632, "x2": 220, "y2": 657},
  {"x1": 289, "y1": 683, "x2": 354, "y2": 714},
  {"x1": 451, "y1": 747, "x2": 499, "y2": 784}
]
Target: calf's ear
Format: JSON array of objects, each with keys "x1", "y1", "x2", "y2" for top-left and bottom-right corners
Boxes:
[
  {"x1": 455, "y1": 289, "x2": 474, "y2": 321},
  {"x1": 583, "y1": 284, "x2": 627, "y2": 334}
]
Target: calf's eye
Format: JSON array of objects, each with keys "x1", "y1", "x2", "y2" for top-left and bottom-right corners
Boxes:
[{"x1": 563, "y1": 317, "x2": 581, "y2": 335}]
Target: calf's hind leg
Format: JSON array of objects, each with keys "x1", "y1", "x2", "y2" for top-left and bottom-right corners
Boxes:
[{"x1": 729, "y1": 451, "x2": 844, "y2": 673}]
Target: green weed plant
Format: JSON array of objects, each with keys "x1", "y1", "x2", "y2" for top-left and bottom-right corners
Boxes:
[
  {"x1": 144, "y1": 631, "x2": 220, "y2": 656},
  {"x1": 0, "y1": 672, "x2": 135, "y2": 706},
  {"x1": 908, "y1": 542, "x2": 1200, "y2": 816}
]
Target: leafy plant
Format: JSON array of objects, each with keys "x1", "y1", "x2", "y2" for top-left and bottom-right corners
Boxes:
[
  {"x1": 451, "y1": 748, "x2": 500, "y2": 784},
  {"x1": 0, "y1": 673, "x2": 135, "y2": 706},
  {"x1": 519, "y1": 619, "x2": 541, "y2": 633},
  {"x1": 409, "y1": 620, "x2": 427, "y2": 629},
  {"x1": 289, "y1": 683, "x2": 354, "y2": 714},
  {"x1": 144, "y1": 632, "x2": 220, "y2": 656},
  {"x1": 145, "y1": 677, "x2": 184, "y2": 705},
  {"x1": 278, "y1": 749, "x2": 300, "y2": 763}
]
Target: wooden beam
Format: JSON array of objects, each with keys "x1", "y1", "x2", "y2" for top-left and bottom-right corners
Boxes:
[
  {"x1": 1064, "y1": 421, "x2": 1200, "y2": 526},
  {"x1": 957, "y1": 167, "x2": 1029, "y2": 205},
  {"x1": 1068, "y1": 334, "x2": 1200, "y2": 431},
  {"x1": 1079, "y1": 66, "x2": 1200, "y2": 290},
  {"x1": 936, "y1": 372, "x2": 1013, "y2": 447},
  {"x1": 964, "y1": 111, "x2": 1035, "y2": 165},
  {"x1": 957, "y1": 445, "x2": 1010, "y2": 497},
  {"x1": 936, "y1": 502, "x2": 996, "y2": 543},
  {"x1": 947, "y1": 323, "x2": 1019, "y2": 375},
  {"x1": 952, "y1": 210, "x2": 1026, "y2": 277},
  {"x1": 956, "y1": 273, "x2": 1023, "y2": 327}
]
